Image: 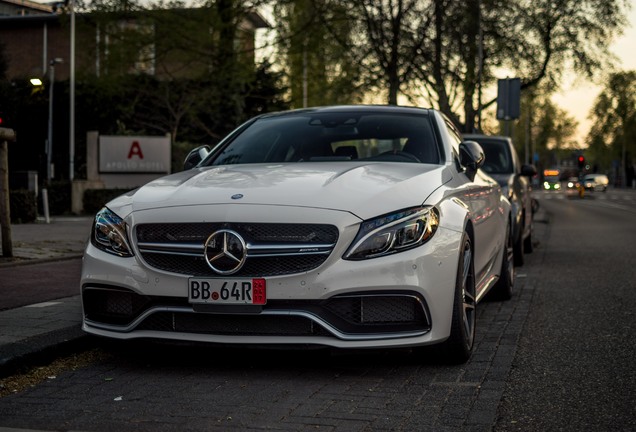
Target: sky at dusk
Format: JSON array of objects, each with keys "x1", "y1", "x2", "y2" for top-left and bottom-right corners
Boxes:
[{"x1": 553, "y1": 0, "x2": 636, "y2": 146}]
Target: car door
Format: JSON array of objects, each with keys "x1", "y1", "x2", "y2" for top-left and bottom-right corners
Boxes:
[
  {"x1": 443, "y1": 121, "x2": 504, "y2": 292},
  {"x1": 468, "y1": 168, "x2": 504, "y2": 292}
]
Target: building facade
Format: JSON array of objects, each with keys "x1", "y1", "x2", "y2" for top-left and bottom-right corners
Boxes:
[{"x1": 0, "y1": 1, "x2": 268, "y2": 82}]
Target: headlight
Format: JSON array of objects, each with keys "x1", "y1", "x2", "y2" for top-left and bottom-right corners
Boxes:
[
  {"x1": 344, "y1": 207, "x2": 439, "y2": 260},
  {"x1": 91, "y1": 207, "x2": 134, "y2": 257}
]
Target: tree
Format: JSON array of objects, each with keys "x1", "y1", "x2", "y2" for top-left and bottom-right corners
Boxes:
[
  {"x1": 472, "y1": 0, "x2": 629, "y2": 131},
  {"x1": 0, "y1": 41, "x2": 7, "y2": 81},
  {"x1": 499, "y1": 84, "x2": 578, "y2": 171},
  {"x1": 587, "y1": 71, "x2": 636, "y2": 186},
  {"x1": 72, "y1": 0, "x2": 284, "y2": 141},
  {"x1": 243, "y1": 59, "x2": 290, "y2": 117},
  {"x1": 315, "y1": 0, "x2": 433, "y2": 106},
  {"x1": 0, "y1": 41, "x2": 17, "y2": 127},
  {"x1": 274, "y1": 0, "x2": 363, "y2": 108},
  {"x1": 301, "y1": 0, "x2": 628, "y2": 131}
]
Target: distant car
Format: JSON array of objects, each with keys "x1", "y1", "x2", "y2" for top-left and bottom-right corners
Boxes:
[
  {"x1": 543, "y1": 175, "x2": 561, "y2": 191},
  {"x1": 583, "y1": 174, "x2": 609, "y2": 192},
  {"x1": 464, "y1": 134, "x2": 536, "y2": 266},
  {"x1": 565, "y1": 177, "x2": 583, "y2": 197},
  {"x1": 81, "y1": 105, "x2": 513, "y2": 364}
]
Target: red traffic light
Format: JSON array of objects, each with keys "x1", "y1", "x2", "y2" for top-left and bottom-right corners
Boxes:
[{"x1": 578, "y1": 155, "x2": 585, "y2": 168}]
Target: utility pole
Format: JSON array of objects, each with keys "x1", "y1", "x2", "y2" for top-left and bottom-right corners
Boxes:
[
  {"x1": 70, "y1": 0, "x2": 76, "y2": 181},
  {"x1": 0, "y1": 127, "x2": 17, "y2": 257}
]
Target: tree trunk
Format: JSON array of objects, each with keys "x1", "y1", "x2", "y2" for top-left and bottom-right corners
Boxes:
[{"x1": 462, "y1": 0, "x2": 479, "y2": 132}]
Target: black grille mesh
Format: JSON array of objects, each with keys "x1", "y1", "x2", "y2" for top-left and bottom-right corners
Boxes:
[
  {"x1": 83, "y1": 289, "x2": 152, "y2": 326},
  {"x1": 136, "y1": 223, "x2": 338, "y2": 244},
  {"x1": 325, "y1": 296, "x2": 426, "y2": 325},
  {"x1": 137, "y1": 312, "x2": 332, "y2": 336},
  {"x1": 141, "y1": 253, "x2": 328, "y2": 277},
  {"x1": 135, "y1": 222, "x2": 338, "y2": 276}
]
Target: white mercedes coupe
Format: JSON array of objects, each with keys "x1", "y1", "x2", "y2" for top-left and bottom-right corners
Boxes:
[{"x1": 81, "y1": 105, "x2": 513, "y2": 363}]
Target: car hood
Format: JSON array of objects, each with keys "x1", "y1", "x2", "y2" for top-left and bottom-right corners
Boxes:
[{"x1": 107, "y1": 162, "x2": 451, "y2": 220}]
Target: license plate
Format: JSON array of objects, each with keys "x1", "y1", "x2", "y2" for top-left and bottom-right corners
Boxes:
[{"x1": 188, "y1": 278, "x2": 266, "y2": 305}]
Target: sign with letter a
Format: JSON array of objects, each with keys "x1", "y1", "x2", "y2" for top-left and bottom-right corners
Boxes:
[{"x1": 99, "y1": 135, "x2": 171, "y2": 174}]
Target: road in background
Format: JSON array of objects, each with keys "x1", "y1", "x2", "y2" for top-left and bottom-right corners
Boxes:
[{"x1": 495, "y1": 192, "x2": 636, "y2": 430}]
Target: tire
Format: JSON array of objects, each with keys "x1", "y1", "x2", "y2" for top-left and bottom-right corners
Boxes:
[
  {"x1": 438, "y1": 233, "x2": 476, "y2": 364},
  {"x1": 491, "y1": 222, "x2": 515, "y2": 300}
]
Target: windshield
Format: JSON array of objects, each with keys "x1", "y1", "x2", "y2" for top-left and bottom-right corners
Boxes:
[
  {"x1": 206, "y1": 111, "x2": 440, "y2": 166},
  {"x1": 477, "y1": 140, "x2": 513, "y2": 174}
]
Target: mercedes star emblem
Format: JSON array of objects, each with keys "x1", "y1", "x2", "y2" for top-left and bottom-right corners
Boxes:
[{"x1": 204, "y1": 229, "x2": 247, "y2": 275}]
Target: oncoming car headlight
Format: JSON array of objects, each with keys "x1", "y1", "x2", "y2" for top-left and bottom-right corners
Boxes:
[
  {"x1": 344, "y1": 207, "x2": 439, "y2": 260},
  {"x1": 91, "y1": 207, "x2": 134, "y2": 257}
]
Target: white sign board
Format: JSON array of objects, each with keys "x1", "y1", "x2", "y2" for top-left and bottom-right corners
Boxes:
[{"x1": 99, "y1": 135, "x2": 171, "y2": 174}]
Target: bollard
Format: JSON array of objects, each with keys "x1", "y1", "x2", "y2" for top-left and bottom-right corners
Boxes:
[{"x1": 42, "y1": 188, "x2": 51, "y2": 224}]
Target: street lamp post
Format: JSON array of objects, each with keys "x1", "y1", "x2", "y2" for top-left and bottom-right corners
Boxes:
[
  {"x1": 43, "y1": 57, "x2": 63, "y2": 223},
  {"x1": 46, "y1": 58, "x2": 63, "y2": 183},
  {"x1": 70, "y1": 0, "x2": 75, "y2": 182}
]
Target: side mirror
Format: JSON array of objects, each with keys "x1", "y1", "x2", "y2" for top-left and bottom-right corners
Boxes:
[
  {"x1": 183, "y1": 145, "x2": 211, "y2": 170},
  {"x1": 521, "y1": 164, "x2": 537, "y2": 177},
  {"x1": 459, "y1": 140, "x2": 485, "y2": 181}
]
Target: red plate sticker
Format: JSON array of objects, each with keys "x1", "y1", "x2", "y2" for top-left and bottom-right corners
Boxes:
[{"x1": 252, "y1": 278, "x2": 266, "y2": 305}]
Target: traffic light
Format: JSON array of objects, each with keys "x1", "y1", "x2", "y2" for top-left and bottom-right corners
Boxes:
[{"x1": 577, "y1": 155, "x2": 585, "y2": 169}]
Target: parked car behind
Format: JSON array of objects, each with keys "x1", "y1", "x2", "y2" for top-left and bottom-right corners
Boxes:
[
  {"x1": 81, "y1": 105, "x2": 513, "y2": 364},
  {"x1": 583, "y1": 173, "x2": 609, "y2": 192},
  {"x1": 464, "y1": 134, "x2": 536, "y2": 266}
]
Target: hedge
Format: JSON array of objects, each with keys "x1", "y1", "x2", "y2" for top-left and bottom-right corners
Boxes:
[
  {"x1": 9, "y1": 189, "x2": 37, "y2": 223},
  {"x1": 83, "y1": 189, "x2": 130, "y2": 215}
]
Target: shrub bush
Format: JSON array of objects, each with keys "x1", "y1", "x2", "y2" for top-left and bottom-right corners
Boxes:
[
  {"x1": 9, "y1": 189, "x2": 37, "y2": 223},
  {"x1": 38, "y1": 181, "x2": 72, "y2": 215},
  {"x1": 83, "y1": 189, "x2": 130, "y2": 215}
]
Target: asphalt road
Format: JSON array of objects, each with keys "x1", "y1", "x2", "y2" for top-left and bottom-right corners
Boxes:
[
  {"x1": 495, "y1": 193, "x2": 636, "y2": 430},
  {"x1": 0, "y1": 259, "x2": 81, "y2": 311}
]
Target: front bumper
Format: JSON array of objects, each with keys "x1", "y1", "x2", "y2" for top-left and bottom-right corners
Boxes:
[{"x1": 81, "y1": 208, "x2": 463, "y2": 349}]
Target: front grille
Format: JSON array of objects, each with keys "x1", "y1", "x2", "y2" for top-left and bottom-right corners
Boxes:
[{"x1": 135, "y1": 222, "x2": 339, "y2": 277}]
